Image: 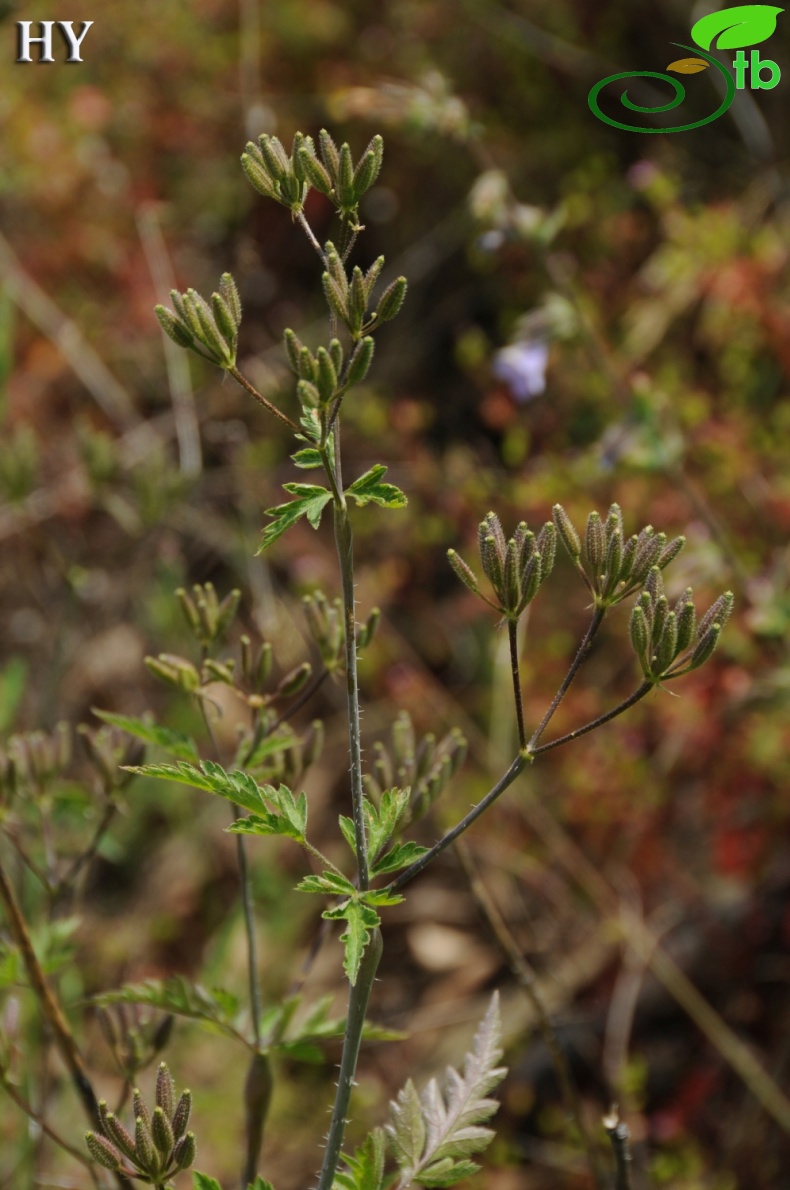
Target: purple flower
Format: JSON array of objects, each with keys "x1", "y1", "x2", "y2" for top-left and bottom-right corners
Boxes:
[{"x1": 492, "y1": 339, "x2": 548, "y2": 402}]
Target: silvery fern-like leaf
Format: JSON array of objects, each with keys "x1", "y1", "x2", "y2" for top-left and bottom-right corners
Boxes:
[{"x1": 386, "y1": 994, "x2": 506, "y2": 1188}]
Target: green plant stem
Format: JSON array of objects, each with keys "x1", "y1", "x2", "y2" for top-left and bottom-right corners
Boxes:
[
  {"x1": 229, "y1": 365, "x2": 299, "y2": 431},
  {"x1": 331, "y1": 431, "x2": 370, "y2": 892},
  {"x1": 0, "y1": 860, "x2": 132, "y2": 1190},
  {"x1": 236, "y1": 829, "x2": 263, "y2": 1048},
  {"x1": 531, "y1": 682, "x2": 653, "y2": 757},
  {"x1": 528, "y1": 605, "x2": 606, "y2": 748},
  {"x1": 315, "y1": 928, "x2": 383, "y2": 1190},
  {"x1": 242, "y1": 1050, "x2": 273, "y2": 1188},
  {"x1": 508, "y1": 619, "x2": 526, "y2": 748},
  {"x1": 389, "y1": 753, "x2": 528, "y2": 893}
]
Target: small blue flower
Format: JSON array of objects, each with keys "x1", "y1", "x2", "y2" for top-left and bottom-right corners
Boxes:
[{"x1": 493, "y1": 340, "x2": 548, "y2": 402}]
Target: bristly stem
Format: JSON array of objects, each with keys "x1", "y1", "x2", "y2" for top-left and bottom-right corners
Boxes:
[
  {"x1": 508, "y1": 619, "x2": 526, "y2": 748},
  {"x1": 315, "y1": 929, "x2": 383, "y2": 1190},
  {"x1": 528, "y1": 605, "x2": 606, "y2": 749}
]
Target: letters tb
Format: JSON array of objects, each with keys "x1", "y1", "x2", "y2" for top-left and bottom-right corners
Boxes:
[{"x1": 17, "y1": 21, "x2": 93, "y2": 63}]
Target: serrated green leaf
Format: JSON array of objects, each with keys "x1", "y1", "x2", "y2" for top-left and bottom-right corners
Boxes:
[
  {"x1": 291, "y1": 447, "x2": 325, "y2": 469},
  {"x1": 93, "y1": 709, "x2": 199, "y2": 762},
  {"x1": 193, "y1": 1175, "x2": 224, "y2": 1190},
  {"x1": 227, "y1": 811, "x2": 281, "y2": 837},
  {"x1": 363, "y1": 788, "x2": 410, "y2": 860},
  {"x1": 259, "y1": 484, "x2": 333, "y2": 551},
  {"x1": 94, "y1": 977, "x2": 242, "y2": 1042},
  {"x1": 296, "y1": 871, "x2": 356, "y2": 897},
  {"x1": 372, "y1": 840, "x2": 430, "y2": 877},
  {"x1": 416, "y1": 1158, "x2": 481, "y2": 1187},
  {"x1": 361, "y1": 889, "x2": 404, "y2": 907},
  {"x1": 346, "y1": 465, "x2": 407, "y2": 510},
  {"x1": 244, "y1": 782, "x2": 307, "y2": 839},
  {"x1": 388, "y1": 1079, "x2": 426, "y2": 1172},
  {"x1": 691, "y1": 4, "x2": 782, "y2": 49},
  {"x1": 332, "y1": 1129, "x2": 386, "y2": 1190},
  {"x1": 323, "y1": 899, "x2": 380, "y2": 985},
  {"x1": 247, "y1": 1178, "x2": 276, "y2": 1190},
  {"x1": 123, "y1": 760, "x2": 266, "y2": 815}
]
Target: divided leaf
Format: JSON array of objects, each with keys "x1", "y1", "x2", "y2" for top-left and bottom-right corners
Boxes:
[
  {"x1": 94, "y1": 977, "x2": 242, "y2": 1042},
  {"x1": 123, "y1": 759, "x2": 266, "y2": 815},
  {"x1": 296, "y1": 871, "x2": 356, "y2": 897},
  {"x1": 333, "y1": 1129, "x2": 387, "y2": 1190},
  {"x1": 291, "y1": 447, "x2": 325, "y2": 469},
  {"x1": 386, "y1": 994, "x2": 506, "y2": 1188},
  {"x1": 323, "y1": 898, "x2": 381, "y2": 985},
  {"x1": 126, "y1": 761, "x2": 309, "y2": 842},
  {"x1": 365, "y1": 788, "x2": 410, "y2": 859},
  {"x1": 259, "y1": 483, "x2": 333, "y2": 551},
  {"x1": 346, "y1": 465, "x2": 407, "y2": 510},
  {"x1": 371, "y1": 840, "x2": 430, "y2": 877}
]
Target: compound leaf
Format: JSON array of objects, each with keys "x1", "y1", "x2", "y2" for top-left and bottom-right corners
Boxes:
[
  {"x1": 259, "y1": 483, "x2": 333, "y2": 551},
  {"x1": 94, "y1": 976, "x2": 243, "y2": 1042},
  {"x1": 371, "y1": 840, "x2": 430, "y2": 877},
  {"x1": 385, "y1": 994, "x2": 506, "y2": 1187},
  {"x1": 124, "y1": 760, "x2": 266, "y2": 815},
  {"x1": 346, "y1": 465, "x2": 407, "y2": 510},
  {"x1": 332, "y1": 1129, "x2": 387, "y2": 1190},
  {"x1": 323, "y1": 898, "x2": 380, "y2": 985}
]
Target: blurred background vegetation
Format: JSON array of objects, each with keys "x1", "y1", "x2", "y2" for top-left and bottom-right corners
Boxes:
[{"x1": 2, "y1": 0, "x2": 790, "y2": 1186}]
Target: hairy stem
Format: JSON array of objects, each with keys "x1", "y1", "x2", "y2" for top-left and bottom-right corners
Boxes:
[
  {"x1": 229, "y1": 366, "x2": 299, "y2": 431},
  {"x1": 532, "y1": 682, "x2": 653, "y2": 757},
  {"x1": 528, "y1": 605, "x2": 606, "y2": 749},
  {"x1": 315, "y1": 929, "x2": 383, "y2": 1190},
  {"x1": 389, "y1": 753, "x2": 529, "y2": 893},
  {"x1": 297, "y1": 210, "x2": 327, "y2": 263}
]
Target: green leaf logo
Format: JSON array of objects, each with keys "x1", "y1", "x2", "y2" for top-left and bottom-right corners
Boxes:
[{"x1": 691, "y1": 4, "x2": 783, "y2": 50}]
